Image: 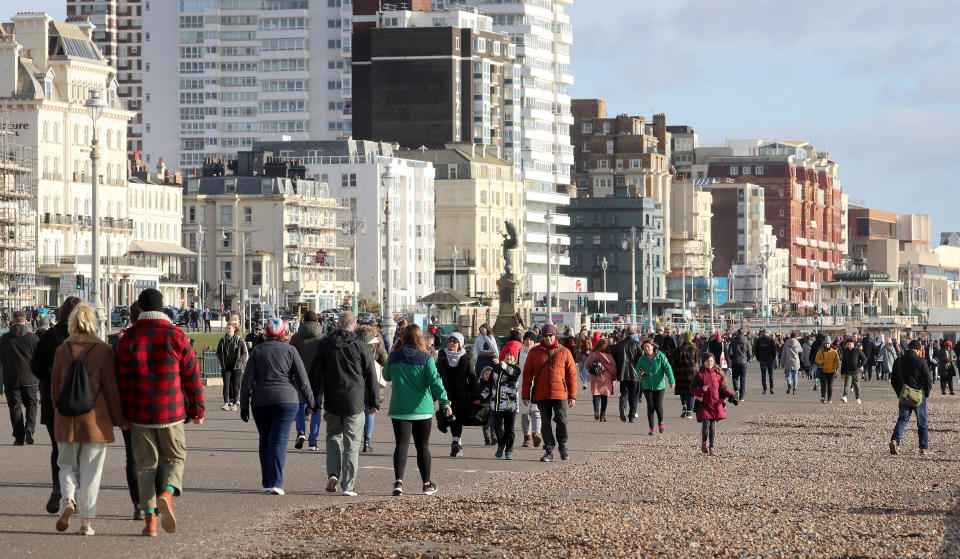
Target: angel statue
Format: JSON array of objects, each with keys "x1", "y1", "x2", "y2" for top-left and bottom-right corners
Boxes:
[{"x1": 501, "y1": 220, "x2": 518, "y2": 276}]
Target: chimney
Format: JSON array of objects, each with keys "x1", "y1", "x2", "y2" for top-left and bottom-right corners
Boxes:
[
  {"x1": 10, "y1": 12, "x2": 53, "y2": 68},
  {"x1": 66, "y1": 14, "x2": 94, "y2": 40}
]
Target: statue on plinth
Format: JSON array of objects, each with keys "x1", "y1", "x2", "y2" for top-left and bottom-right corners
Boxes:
[{"x1": 493, "y1": 220, "x2": 522, "y2": 333}]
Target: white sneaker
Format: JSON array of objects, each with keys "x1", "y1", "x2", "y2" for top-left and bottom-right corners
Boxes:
[
  {"x1": 221, "y1": 403, "x2": 231, "y2": 411},
  {"x1": 841, "y1": 396, "x2": 848, "y2": 403},
  {"x1": 856, "y1": 399, "x2": 862, "y2": 404},
  {"x1": 269, "y1": 488, "x2": 285, "y2": 495},
  {"x1": 325, "y1": 476, "x2": 338, "y2": 492},
  {"x1": 308, "y1": 446, "x2": 319, "y2": 451},
  {"x1": 261, "y1": 487, "x2": 272, "y2": 493},
  {"x1": 342, "y1": 490, "x2": 358, "y2": 497}
]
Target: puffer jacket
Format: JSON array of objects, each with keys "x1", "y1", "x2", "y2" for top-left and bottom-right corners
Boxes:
[
  {"x1": 815, "y1": 346, "x2": 841, "y2": 374},
  {"x1": 727, "y1": 335, "x2": 752, "y2": 364},
  {"x1": 487, "y1": 361, "x2": 522, "y2": 412},
  {"x1": 780, "y1": 337, "x2": 802, "y2": 370},
  {"x1": 753, "y1": 335, "x2": 778, "y2": 363},
  {"x1": 521, "y1": 340, "x2": 578, "y2": 402}
]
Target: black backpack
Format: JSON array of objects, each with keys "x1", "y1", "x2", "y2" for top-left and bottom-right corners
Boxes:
[
  {"x1": 55, "y1": 343, "x2": 99, "y2": 417},
  {"x1": 589, "y1": 357, "x2": 605, "y2": 376}
]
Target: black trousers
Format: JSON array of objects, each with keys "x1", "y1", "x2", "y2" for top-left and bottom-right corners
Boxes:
[
  {"x1": 536, "y1": 399, "x2": 568, "y2": 452},
  {"x1": 45, "y1": 421, "x2": 60, "y2": 494},
  {"x1": 619, "y1": 381, "x2": 641, "y2": 417},
  {"x1": 4, "y1": 382, "x2": 38, "y2": 441},
  {"x1": 203, "y1": 319, "x2": 212, "y2": 333},
  {"x1": 491, "y1": 410, "x2": 516, "y2": 452},
  {"x1": 820, "y1": 372, "x2": 835, "y2": 400},
  {"x1": 643, "y1": 388, "x2": 665, "y2": 429},
  {"x1": 392, "y1": 418, "x2": 432, "y2": 483},
  {"x1": 941, "y1": 375, "x2": 955, "y2": 394},
  {"x1": 222, "y1": 369, "x2": 242, "y2": 403},
  {"x1": 121, "y1": 428, "x2": 140, "y2": 506}
]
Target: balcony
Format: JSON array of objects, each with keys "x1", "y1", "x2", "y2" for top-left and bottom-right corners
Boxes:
[
  {"x1": 435, "y1": 257, "x2": 476, "y2": 270},
  {"x1": 160, "y1": 273, "x2": 197, "y2": 284}
]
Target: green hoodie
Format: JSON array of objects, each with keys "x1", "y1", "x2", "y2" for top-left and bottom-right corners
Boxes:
[
  {"x1": 637, "y1": 350, "x2": 675, "y2": 391},
  {"x1": 384, "y1": 345, "x2": 450, "y2": 420}
]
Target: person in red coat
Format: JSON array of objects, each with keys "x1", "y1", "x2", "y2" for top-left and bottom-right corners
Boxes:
[{"x1": 690, "y1": 353, "x2": 738, "y2": 455}]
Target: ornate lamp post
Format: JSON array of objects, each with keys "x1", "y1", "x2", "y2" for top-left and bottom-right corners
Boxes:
[
  {"x1": 600, "y1": 256, "x2": 608, "y2": 317},
  {"x1": 622, "y1": 226, "x2": 638, "y2": 328},
  {"x1": 84, "y1": 89, "x2": 106, "y2": 337}
]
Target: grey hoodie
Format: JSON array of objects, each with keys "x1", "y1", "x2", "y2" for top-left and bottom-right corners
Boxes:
[{"x1": 780, "y1": 337, "x2": 802, "y2": 370}]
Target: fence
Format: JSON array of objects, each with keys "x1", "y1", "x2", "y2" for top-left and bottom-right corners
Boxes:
[{"x1": 200, "y1": 350, "x2": 220, "y2": 378}]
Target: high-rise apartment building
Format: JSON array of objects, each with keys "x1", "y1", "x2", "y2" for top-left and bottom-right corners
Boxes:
[
  {"x1": 66, "y1": 0, "x2": 145, "y2": 154},
  {"x1": 140, "y1": 0, "x2": 358, "y2": 170},
  {"x1": 352, "y1": 10, "x2": 518, "y2": 161},
  {"x1": 705, "y1": 141, "x2": 843, "y2": 305}
]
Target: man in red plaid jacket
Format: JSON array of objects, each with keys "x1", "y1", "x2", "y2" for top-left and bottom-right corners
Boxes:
[{"x1": 116, "y1": 288, "x2": 204, "y2": 537}]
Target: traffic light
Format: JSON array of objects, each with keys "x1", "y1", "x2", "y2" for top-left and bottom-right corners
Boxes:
[{"x1": 75, "y1": 274, "x2": 84, "y2": 290}]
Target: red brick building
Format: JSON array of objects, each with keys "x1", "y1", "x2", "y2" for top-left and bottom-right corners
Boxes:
[{"x1": 706, "y1": 142, "x2": 843, "y2": 305}]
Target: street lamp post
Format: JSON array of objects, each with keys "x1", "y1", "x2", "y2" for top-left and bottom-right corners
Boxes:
[
  {"x1": 197, "y1": 225, "x2": 204, "y2": 312},
  {"x1": 84, "y1": 89, "x2": 106, "y2": 338},
  {"x1": 709, "y1": 247, "x2": 716, "y2": 334},
  {"x1": 622, "y1": 226, "x2": 638, "y2": 329},
  {"x1": 554, "y1": 239, "x2": 566, "y2": 312},
  {"x1": 451, "y1": 245, "x2": 458, "y2": 292},
  {"x1": 641, "y1": 231, "x2": 654, "y2": 334},
  {"x1": 544, "y1": 210, "x2": 553, "y2": 324},
  {"x1": 345, "y1": 214, "x2": 366, "y2": 315},
  {"x1": 600, "y1": 256, "x2": 608, "y2": 317},
  {"x1": 681, "y1": 250, "x2": 689, "y2": 320},
  {"x1": 381, "y1": 164, "x2": 396, "y2": 345}
]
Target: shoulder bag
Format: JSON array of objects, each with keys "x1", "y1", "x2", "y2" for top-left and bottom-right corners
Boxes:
[
  {"x1": 528, "y1": 348, "x2": 558, "y2": 403},
  {"x1": 898, "y1": 385, "x2": 923, "y2": 408}
]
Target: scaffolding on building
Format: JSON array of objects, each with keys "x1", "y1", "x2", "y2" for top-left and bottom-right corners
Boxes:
[{"x1": 0, "y1": 105, "x2": 37, "y2": 313}]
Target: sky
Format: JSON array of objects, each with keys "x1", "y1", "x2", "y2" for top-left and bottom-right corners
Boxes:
[{"x1": 6, "y1": 1, "x2": 957, "y2": 240}]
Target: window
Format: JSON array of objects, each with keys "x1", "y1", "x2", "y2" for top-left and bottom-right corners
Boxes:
[
  {"x1": 729, "y1": 166, "x2": 739, "y2": 176},
  {"x1": 219, "y1": 205, "x2": 233, "y2": 224},
  {"x1": 602, "y1": 122, "x2": 610, "y2": 133},
  {"x1": 243, "y1": 206, "x2": 252, "y2": 223},
  {"x1": 795, "y1": 184, "x2": 802, "y2": 199},
  {"x1": 220, "y1": 261, "x2": 233, "y2": 281},
  {"x1": 742, "y1": 166, "x2": 751, "y2": 175},
  {"x1": 252, "y1": 261, "x2": 262, "y2": 286},
  {"x1": 598, "y1": 159, "x2": 609, "y2": 169},
  {"x1": 616, "y1": 159, "x2": 623, "y2": 169},
  {"x1": 480, "y1": 217, "x2": 487, "y2": 233},
  {"x1": 592, "y1": 234, "x2": 601, "y2": 247},
  {"x1": 221, "y1": 232, "x2": 233, "y2": 250},
  {"x1": 606, "y1": 140, "x2": 614, "y2": 154},
  {"x1": 480, "y1": 190, "x2": 487, "y2": 204},
  {"x1": 581, "y1": 142, "x2": 590, "y2": 153},
  {"x1": 779, "y1": 209, "x2": 784, "y2": 217},
  {"x1": 188, "y1": 206, "x2": 196, "y2": 223},
  {"x1": 340, "y1": 173, "x2": 356, "y2": 187},
  {"x1": 754, "y1": 165, "x2": 764, "y2": 175},
  {"x1": 582, "y1": 123, "x2": 592, "y2": 133},
  {"x1": 629, "y1": 159, "x2": 642, "y2": 169}
]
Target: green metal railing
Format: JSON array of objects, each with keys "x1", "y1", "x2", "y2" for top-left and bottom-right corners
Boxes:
[{"x1": 200, "y1": 350, "x2": 220, "y2": 378}]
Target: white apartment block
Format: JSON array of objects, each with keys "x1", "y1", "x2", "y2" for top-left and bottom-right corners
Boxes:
[
  {"x1": 451, "y1": 0, "x2": 575, "y2": 293},
  {"x1": 251, "y1": 140, "x2": 435, "y2": 312},
  {"x1": 0, "y1": 13, "x2": 190, "y2": 307},
  {"x1": 141, "y1": 0, "x2": 354, "y2": 170}
]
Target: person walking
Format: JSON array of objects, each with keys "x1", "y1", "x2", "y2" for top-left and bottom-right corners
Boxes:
[
  {"x1": 890, "y1": 339, "x2": 933, "y2": 455},
  {"x1": 50, "y1": 303, "x2": 128, "y2": 536},
  {"x1": 691, "y1": 353, "x2": 738, "y2": 455},
  {"x1": 584, "y1": 338, "x2": 617, "y2": 422},
  {"x1": 840, "y1": 338, "x2": 866, "y2": 404},
  {"x1": 517, "y1": 331, "x2": 542, "y2": 448},
  {"x1": 1, "y1": 310, "x2": 40, "y2": 445},
  {"x1": 781, "y1": 332, "x2": 802, "y2": 395},
  {"x1": 521, "y1": 324, "x2": 578, "y2": 462},
  {"x1": 309, "y1": 311, "x2": 380, "y2": 497},
  {"x1": 753, "y1": 330, "x2": 778, "y2": 395},
  {"x1": 707, "y1": 331, "x2": 724, "y2": 366},
  {"x1": 486, "y1": 345, "x2": 523, "y2": 459},
  {"x1": 878, "y1": 335, "x2": 897, "y2": 382},
  {"x1": 239, "y1": 317, "x2": 314, "y2": 495},
  {"x1": 726, "y1": 329, "x2": 751, "y2": 400},
  {"x1": 384, "y1": 324, "x2": 451, "y2": 497},
  {"x1": 612, "y1": 325, "x2": 643, "y2": 422},
  {"x1": 356, "y1": 322, "x2": 389, "y2": 453},
  {"x1": 216, "y1": 322, "x2": 248, "y2": 412},
  {"x1": 289, "y1": 311, "x2": 324, "y2": 451},
  {"x1": 436, "y1": 332, "x2": 478, "y2": 457},
  {"x1": 472, "y1": 323, "x2": 498, "y2": 376},
  {"x1": 115, "y1": 289, "x2": 205, "y2": 537},
  {"x1": 861, "y1": 334, "x2": 876, "y2": 381},
  {"x1": 671, "y1": 332, "x2": 700, "y2": 418},
  {"x1": 637, "y1": 338, "x2": 675, "y2": 436},
  {"x1": 814, "y1": 339, "x2": 841, "y2": 404},
  {"x1": 202, "y1": 307, "x2": 212, "y2": 333},
  {"x1": 800, "y1": 335, "x2": 813, "y2": 381},
  {"x1": 809, "y1": 334, "x2": 825, "y2": 390},
  {"x1": 31, "y1": 296, "x2": 81, "y2": 515},
  {"x1": 935, "y1": 340, "x2": 957, "y2": 395}
]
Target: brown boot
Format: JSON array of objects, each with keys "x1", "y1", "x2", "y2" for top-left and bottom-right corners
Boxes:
[
  {"x1": 142, "y1": 513, "x2": 158, "y2": 537},
  {"x1": 522, "y1": 435, "x2": 531, "y2": 448},
  {"x1": 157, "y1": 490, "x2": 177, "y2": 533},
  {"x1": 532, "y1": 433, "x2": 542, "y2": 447}
]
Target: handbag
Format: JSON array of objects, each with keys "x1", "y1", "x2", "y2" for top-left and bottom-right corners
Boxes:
[
  {"x1": 898, "y1": 385, "x2": 923, "y2": 408},
  {"x1": 588, "y1": 357, "x2": 605, "y2": 376}
]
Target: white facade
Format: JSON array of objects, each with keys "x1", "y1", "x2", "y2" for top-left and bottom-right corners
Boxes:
[
  {"x1": 0, "y1": 13, "x2": 190, "y2": 307},
  {"x1": 141, "y1": 0, "x2": 353, "y2": 170},
  {"x1": 252, "y1": 140, "x2": 436, "y2": 312},
  {"x1": 455, "y1": 0, "x2": 575, "y2": 289}
]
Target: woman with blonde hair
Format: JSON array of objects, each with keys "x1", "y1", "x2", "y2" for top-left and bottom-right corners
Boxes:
[{"x1": 50, "y1": 302, "x2": 128, "y2": 535}]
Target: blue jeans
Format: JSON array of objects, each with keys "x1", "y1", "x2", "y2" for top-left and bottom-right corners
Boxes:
[
  {"x1": 891, "y1": 397, "x2": 929, "y2": 450},
  {"x1": 619, "y1": 380, "x2": 641, "y2": 417},
  {"x1": 364, "y1": 404, "x2": 375, "y2": 439},
  {"x1": 759, "y1": 361, "x2": 776, "y2": 391},
  {"x1": 731, "y1": 363, "x2": 747, "y2": 398},
  {"x1": 253, "y1": 403, "x2": 299, "y2": 490},
  {"x1": 680, "y1": 393, "x2": 695, "y2": 413},
  {"x1": 295, "y1": 395, "x2": 323, "y2": 446},
  {"x1": 592, "y1": 395, "x2": 608, "y2": 414},
  {"x1": 784, "y1": 369, "x2": 798, "y2": 388}
]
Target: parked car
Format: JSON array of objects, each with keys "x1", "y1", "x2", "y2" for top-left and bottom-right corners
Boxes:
[
  {"x1": 358, "y1": 312, "x2": 376, "y2": 324},
  {"x1": 111, "y1": 306, "x2": 129, "y2": 327}
]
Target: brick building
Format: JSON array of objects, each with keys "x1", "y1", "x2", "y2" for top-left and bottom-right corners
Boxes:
[{"x1": 705, "y1": 142, "x2": 842, "y2": 305}]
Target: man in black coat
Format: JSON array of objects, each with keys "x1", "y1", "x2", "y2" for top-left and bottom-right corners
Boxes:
[
  {"x1": 612, "y1": 325, "x2": 642, "y2": 422},
  {"x1": 29, "y1": 295, "x2": 80, "y2": 514},
  {"x1": 839, "y1": 339, "x2": 866, "y2": 404},
  {"x1": 889, "y1": 339, "x2": 933, "y2": 456},
  {"x1": 752, "y1": 330, "x2": 778, "y2": 395},
  {"x1": 1, "y1": 310, "x2": 40, "y2": 445},
  {"x1": 309, "y1": 311, "x2": 379, "y2": 496}
]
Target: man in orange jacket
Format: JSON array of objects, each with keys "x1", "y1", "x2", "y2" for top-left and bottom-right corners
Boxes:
[{"x1": 522, "y1": 324, "x2": 578, "y2": 462}]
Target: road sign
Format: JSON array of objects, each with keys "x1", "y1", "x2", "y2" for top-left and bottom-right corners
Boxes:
[{"x1": 59, "y1": 274, "x2": 74, "y2": 296}]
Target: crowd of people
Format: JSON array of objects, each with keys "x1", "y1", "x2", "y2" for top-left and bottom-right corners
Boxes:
[{"x1": 1, "y1": 298, "x2": 944, "y2": 536}]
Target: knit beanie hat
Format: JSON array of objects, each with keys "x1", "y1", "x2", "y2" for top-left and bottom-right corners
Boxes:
[
  {"x1": 682, "y1": 331, "x2": 693, "y2": 342},
  {"x1": 502, "y1": 343, "x2": 520, "y2": 362},
  {"x1": 448, "y1": 332, "x2": 465, "y2": 348},
  {"x1": 265, "y1": 317, "x2": 285, "y2": 339},
  {"x1": 137, "y1": 288, "x2": 163, "y2": 312},
  {"x1": 523, "y1": 330, "x2": 537, "y2": 342}
]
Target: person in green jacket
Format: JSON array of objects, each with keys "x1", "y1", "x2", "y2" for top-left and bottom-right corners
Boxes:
[
  {"x1": 383, "y1": 324, "x2": 451, "y2": 498},
  {"x1": 637, "y1": 338, "x2": 675, "y2": 436}
]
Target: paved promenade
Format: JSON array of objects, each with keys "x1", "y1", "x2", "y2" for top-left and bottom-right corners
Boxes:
[{"x1": 0, "y1": 367, "x2": 956, "y2": 558}]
